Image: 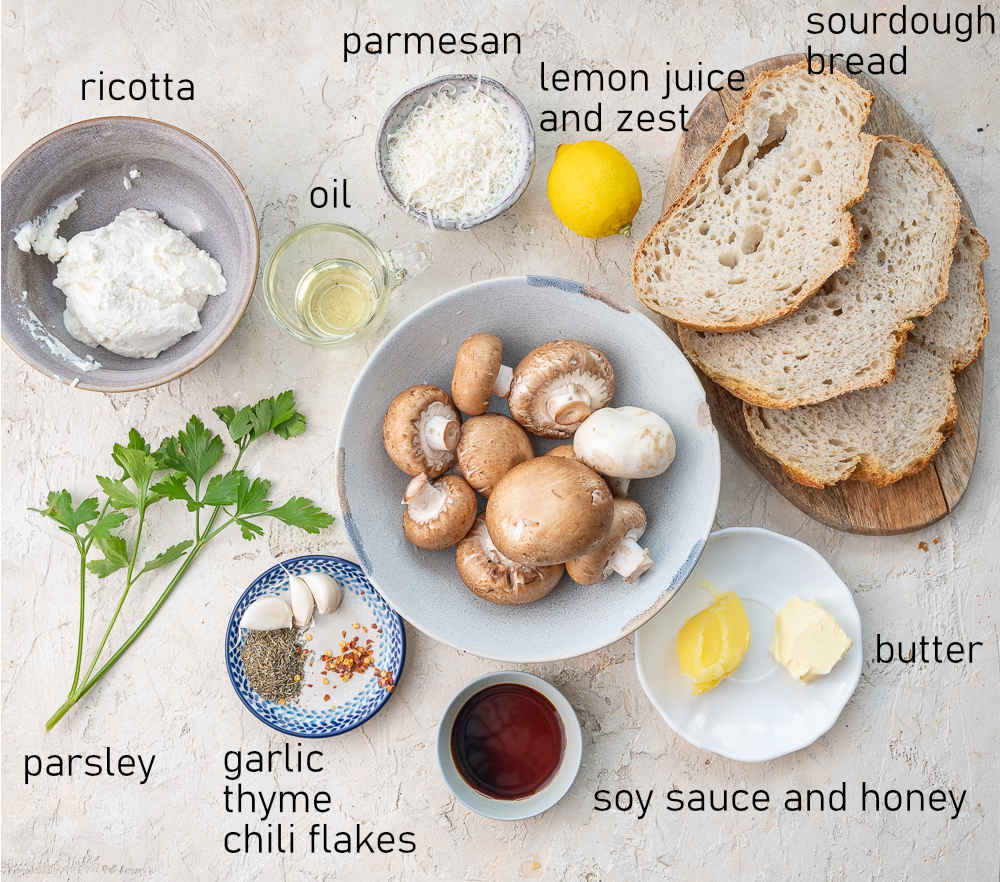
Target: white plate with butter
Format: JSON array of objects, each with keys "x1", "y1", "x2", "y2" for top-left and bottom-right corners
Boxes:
[{"x1": 634, "y1": 527, "x2": 862, "y2": 763}]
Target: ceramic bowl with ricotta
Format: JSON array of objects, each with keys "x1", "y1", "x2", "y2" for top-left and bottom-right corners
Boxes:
[{"x1": 2, "y1": 116, "x2": 258, "y2": 392}]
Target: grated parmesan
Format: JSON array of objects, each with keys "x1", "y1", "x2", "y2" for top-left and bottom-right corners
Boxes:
[{"x1": 383, "y1": 83, "x2": 527, "y2": 227}]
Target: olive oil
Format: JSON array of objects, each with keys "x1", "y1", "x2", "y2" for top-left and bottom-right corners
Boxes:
[{"x1": 294, "y1": 258, "x2": 378, "y2": 340}]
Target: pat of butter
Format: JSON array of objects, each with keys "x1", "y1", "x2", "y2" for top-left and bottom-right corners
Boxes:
[
  {"x1": 771, "y1": 597, "x2": 851, "y2": 683},
  {"x1": 677, "y1": 591, "x2": 751, "y2": 695}
]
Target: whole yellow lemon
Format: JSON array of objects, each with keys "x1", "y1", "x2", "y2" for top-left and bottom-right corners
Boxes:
[{"x1": 547, "y1": 141, "x2": 642, "y2": 238}]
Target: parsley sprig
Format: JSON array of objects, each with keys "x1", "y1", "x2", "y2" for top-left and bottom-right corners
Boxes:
[{"x1": 33, "y1": 391, "x2": 333, "y2": 730}]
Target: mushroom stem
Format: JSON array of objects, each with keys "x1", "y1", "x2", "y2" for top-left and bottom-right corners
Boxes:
[
  {"x1": 605, "y1": 477, "x2": 630, "y2": 497},
  {"x1": 608, "y1": 534, "x2": 653, "y2": 582},
  {"x1": 546, "y1": 384, "x2": 593, "y2": 425},
  {"x1": 403, "y1": 474, "x2": 446, "y2": 523},
  {"x1": 422, "y1": 414, "x2": 460, "y2": 452},
  {"x1": 493, "y1": 364, "x2": 514, "y2": 398}
]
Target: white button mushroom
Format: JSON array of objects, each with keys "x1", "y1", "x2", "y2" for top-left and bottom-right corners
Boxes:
[
  {"x1": 508, "y1": 340, "x2": 615, "y2": 438},
  {"x1": 383, "y1": 385, "x2": 461, "y2": 478},
  {"x1": 456, "y1": 414, "x2": 534, "y2": 497},
  {"x1": 485, "y1": 456, "x2": 614, "y2": 566},
  {"x1": 456, "y1": 516, "x2": 565, "y2": 605},
  {"x1": 300, "y1": 572, "x2": 343, "y2": 615},
  {"x1": 573, "y1": 406, "x2": 676, "y2": 497},
  {"x1": 402, "y1": 473, "x2": 478, "y2": 550},
  {"x1": 566, "y1": 498, "x2": 653, "y2": 585},
  {"x1": 288, "y1": 576, "x2": 315, "y2": 628},
  {"x1": 239, "y1": 595, "x2": 293, "y2": 631},
  {"x1": 451, "y1": 333, "x2": 514, "y2": 416}
]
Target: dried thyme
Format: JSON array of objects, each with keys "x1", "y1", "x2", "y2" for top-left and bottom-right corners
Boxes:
[{"x1": 241, "y1": 628, "x2": 306, "y2": 704}]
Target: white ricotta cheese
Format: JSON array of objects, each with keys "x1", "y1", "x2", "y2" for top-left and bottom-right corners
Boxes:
[
  {"x1": 54, "y1": 208, "x2": 227, "y2": 358},
  {"x1": 14, "y1": 190, "x2": 84, "y2": 262}
]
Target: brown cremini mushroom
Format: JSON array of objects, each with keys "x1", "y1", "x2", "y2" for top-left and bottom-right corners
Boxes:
[
  {"x1": 485, "y1": 456, "x2": 613, "y2": 566},
  {"x1": 402, "y1": 473, "x2": 477, "y2": 550},
  {"x1": 546, "y1": 444, "x2": 578, "y2": 460},
  {"x1": 456, "y1": 516, "x2": 564, "y2": 605},
  {"x1": 456, "y1": 414, "x2": 534, "y2": 497},
  {"x1": 508, "y1": 340, "x2": 615, "y2": 438},
  {"x1": 566, "y1": 498, "x2": 652, "y2": 585},
  {"x1": 451, "y1": 333, "x2": 514, "y2": 416},
  {"x1": 383, "y1": 385, "x2": 461, "y2": 478}
]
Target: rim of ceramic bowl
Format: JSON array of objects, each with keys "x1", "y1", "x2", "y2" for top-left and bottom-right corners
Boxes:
[
  {"x1": 262, "y1": 222, "x2": 393, "y2": 346},
  {"x1": 375, "y1": 74, "x2": 535, "y2": 230},
  {"x1": 1, "y1": 115, "x2": 260, "y2": 393},
  {"x1": 634, "y1": 526, "x2": 863, "y2": 763},
  {"x1": 436, "y1": 671, "x2": 583, "y2": 820},
  {"x1": 335, "y1": 274, "x2": 721, "y2": 662}
]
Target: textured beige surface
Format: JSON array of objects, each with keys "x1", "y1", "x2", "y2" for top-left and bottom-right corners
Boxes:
[{"x1": 2, "y1": 1, "x2": 998, "y2": 879}]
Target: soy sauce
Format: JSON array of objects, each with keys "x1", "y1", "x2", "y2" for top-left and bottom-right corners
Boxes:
[{"x1": 450, "y1": 683, "x2": 565, "y2": 800}]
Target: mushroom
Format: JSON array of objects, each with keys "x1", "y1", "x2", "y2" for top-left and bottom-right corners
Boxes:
[
  {"x1": 485, "y1": 456, "x2": 613, "y2": 566},
  {"x1": 508, "y1": 340, "x2": 615, "y2": 438},
  {"x1": 456, "y1": 414, "x2": 534, "y2": 497},
  {"x1": 451, "y1": 333, "x2": 514, "y2": 415},
  {"x1": 546, "y1": 444, "x2": 577, "y2": 460},
  {"x1": 456, "y1": 516, "x2": 564, "y2": 605},
  {"x1": 402, "y1": 473, "x2": 477, "y2": 550},
  {"x1": 573, "y1": 406, "x2": 676, "y2": 497},
  {"x1": 566, "y1": 498, "x2": 653, "y2": 585},
  {"x1": 383, "y1": 385, "x2": 461, "y2": 478}
]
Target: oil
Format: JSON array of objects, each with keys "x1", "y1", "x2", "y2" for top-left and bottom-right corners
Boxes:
[{"x1": 294, "y1": 258, "x2": 378, "y2": 340}]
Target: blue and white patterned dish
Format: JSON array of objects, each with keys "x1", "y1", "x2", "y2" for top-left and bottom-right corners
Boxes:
[{"x1": 225, "y1": 554, "x2": 405, "y2": 737}]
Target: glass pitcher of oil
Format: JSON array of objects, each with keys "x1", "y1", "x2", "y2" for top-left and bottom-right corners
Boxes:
[{"x1": 263, "y1": 223, "x2": 430, "y2": 346}]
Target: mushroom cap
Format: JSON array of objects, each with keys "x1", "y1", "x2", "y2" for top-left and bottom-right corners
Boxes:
[
  {"x1": 451, "y1": 333, "x2": 504, "y2": 416},
  {"x1": 546, "y1": 444, "x2": 578, "y2": 460},
  {"x1": 402, "y1": 474, "x2": 477, "y2": 550},
  {"x1": 508, "y1": 340, "x2": 615, "y2": 438},
  {"x1": 485, "y1": 456, "x2": 614, "y2": 566},
  {"x1": 566, "y1": 498, "x2": 647, "y2": 585},
  {"x1": 456, "y1": 414, "x2": 534, "y2": 497},
  {"x1": 383, "y1": 385, "x2": 459, "y2": 478},
  {"x1": 573, "y1": 406, "x2": 676, "y2": 479},
  {"x1": 455, "y1": 516, "x2": 564, "y2": 605}
]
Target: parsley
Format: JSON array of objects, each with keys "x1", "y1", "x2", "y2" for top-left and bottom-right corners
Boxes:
[{"x1": 35, "y1": 390, "x2": 334, "y2": 731}]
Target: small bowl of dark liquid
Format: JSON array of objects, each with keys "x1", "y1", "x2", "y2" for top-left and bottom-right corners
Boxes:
[{"x1": 437, "y1": 672, "x2": 583, "y2": 820}]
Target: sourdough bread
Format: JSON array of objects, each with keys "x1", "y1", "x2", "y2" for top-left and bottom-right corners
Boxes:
[
  {"x1": 632, "y1": 62, "x2": 876, "y2": 331},
  {"x1": 743, "y1": 220, "x2": 988, "y2": 487},
  {"x1": 679, "y1": 137, "x2": 961, "y2": 408}
]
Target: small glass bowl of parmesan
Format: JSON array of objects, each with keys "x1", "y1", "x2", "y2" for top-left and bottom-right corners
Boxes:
[{"x1": 376, "y1": 74, "x2": 535, "y2": 230}]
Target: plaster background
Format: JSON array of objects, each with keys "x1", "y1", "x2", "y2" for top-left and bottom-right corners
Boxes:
[{"x1": 2, "y1": 1, "x2": 998, "y2": 879}]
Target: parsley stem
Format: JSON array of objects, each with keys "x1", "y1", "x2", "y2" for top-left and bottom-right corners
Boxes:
[
  {"x1": 46, "y1": 534, "x2": 204, "y2": 730},
  {"x1": 68, "y1": 549, "x2": 87, "y2": 697},
  {"x1": 78, "y1": 497, "x2": 148, "y2": 688}
]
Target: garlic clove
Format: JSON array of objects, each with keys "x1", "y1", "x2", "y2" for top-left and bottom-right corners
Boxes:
[
  {"x1": 300, "y1": 572, "x2": 343, "y2": 615},
  {"x1": 239, "y1": 596, "x2": 293, "y2": 631},
  {"x1": 289, "y1": 576, "x2": 315, "y2": 628}
]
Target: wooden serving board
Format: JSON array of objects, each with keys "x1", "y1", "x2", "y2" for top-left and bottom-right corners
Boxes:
[{"x1": 660, "y1": 54, "x2": 984, "y2": 535}]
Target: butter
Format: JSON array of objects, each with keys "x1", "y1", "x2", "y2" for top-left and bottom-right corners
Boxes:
[
  {"x1": 676, "y1": 591, "x2": 751, "y2": 695},
  {"x1": 771, "y1": 597, "x2": 851, "y2": 683}
]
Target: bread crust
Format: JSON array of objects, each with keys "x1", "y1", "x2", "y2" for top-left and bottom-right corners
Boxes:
[{"x1": 632, "y1": 60, "x2": 877, "y2": 332}]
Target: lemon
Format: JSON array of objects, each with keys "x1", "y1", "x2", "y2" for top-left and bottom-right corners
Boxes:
[{"x1": 547, "y1": 141, "x2": 642, "y2": 238}]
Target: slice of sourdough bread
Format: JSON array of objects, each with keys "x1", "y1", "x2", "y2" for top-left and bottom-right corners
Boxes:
[
  {"x1": 679, "y1": 137, "x2": 961, "y2": 408},
  {"x1": 632, "y1": 62, "x2": 876, "y2": 332},
  {"x1": 743, "y1": 220, "x2": 988, "y2": 488},
  {"x1": 909, "y1": 219, "x2": 990, "y2": 370}
]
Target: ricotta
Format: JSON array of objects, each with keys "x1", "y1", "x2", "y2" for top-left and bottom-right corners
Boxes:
[
  {"x1": 54, "y1": 208, "x2": 226, "y2": 358},
  {"x1": 14, "y1": 190, "x2": 84, "y2": 262}
]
